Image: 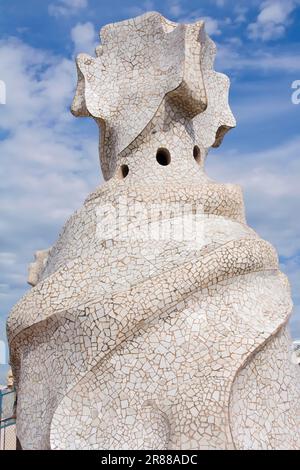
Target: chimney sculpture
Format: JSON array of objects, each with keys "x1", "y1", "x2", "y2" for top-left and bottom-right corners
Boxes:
[{"x1": 7, "y1": 12, "x2": 300, "y2": 450}]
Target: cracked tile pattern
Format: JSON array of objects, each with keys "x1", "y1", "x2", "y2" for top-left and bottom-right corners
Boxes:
[{"x1": 7, "y1": 12, "x2": 300, "y2": 450}]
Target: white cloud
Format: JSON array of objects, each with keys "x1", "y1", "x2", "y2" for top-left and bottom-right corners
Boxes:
[
  {"x1": 49, "y1": 0, "x2": 88, "y2": 17},
  {"x1": 248, "y1": 0, "x2": 300, "y2": 41},
  {"x1": 202, "y1": 16, "x2": 221, "y2": 36},
  {"x1": 125, "y1": 1, "x2": 155, "y2": 17},
  {"x1": 0, "y1": 253, "x2": 17, "y2": 267},
  {"x1": 168, "y1": 1, "x2": 184, "y2": 18},
  {"x1": 71, "y1": 21, "x2": 97, "y2": 55},
  {"x1": 0, "y1": 37, "x2": 99, "y2": 344},
  {"x1": 0, "y1": 38, "x2": 74, "y2": 130},
  {"x1": 216, "y1": 42, "x2": 300, "y2": 73},
  {"x1": 234, "y1": 4, "x2": 248, "y2": 24},
  {"x1": 207, "y1": 137, "x2": 300, "y2": 259},
  {"x1": 214, "y1": 0, "x2": 226, "y2": 6},
  {"x1": 173, "y1": 10, "x2": 222, "y2": 36}
]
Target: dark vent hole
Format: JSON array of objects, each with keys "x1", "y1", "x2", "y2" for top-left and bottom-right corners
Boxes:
[
  {"x1": 119, "y1": 164, "x2": 129, "y2": 179},
  {"x1": 193, "y1": 146, "x2": 201, "y2": 164},
  {"x1": 156, "y1": 148, "x2": 171, "y2": 166}
]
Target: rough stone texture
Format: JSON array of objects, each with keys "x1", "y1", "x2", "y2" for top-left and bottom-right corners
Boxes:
[
  {"x1": 27, "y1": 249, "x2": 51, "y2": 287},
  {"x1": 7, "y1": 12, "x2": 300, "y2": 450}
]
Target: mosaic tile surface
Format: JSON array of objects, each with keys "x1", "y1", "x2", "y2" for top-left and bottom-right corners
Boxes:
[{"x1": 7, "y1": 12, "x2": 300, "y2": 450}]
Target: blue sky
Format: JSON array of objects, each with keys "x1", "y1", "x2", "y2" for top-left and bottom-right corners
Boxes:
[{"x1": 0, "y1": 0, "x2": 300, "y2": 383}]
